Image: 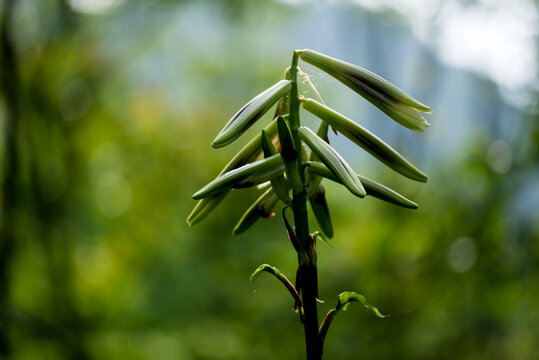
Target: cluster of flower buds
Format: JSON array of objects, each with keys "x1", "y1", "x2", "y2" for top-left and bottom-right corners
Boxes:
[
  {"x1": 189, "y1": 49, "x2": 431, "y2": 239},
  {"x1": 189, "y1": 49, "x2": 432, "y2": 355}
]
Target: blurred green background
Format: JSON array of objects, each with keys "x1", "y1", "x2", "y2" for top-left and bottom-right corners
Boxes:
[{"x1": 1, "y1": 0, "x2": 538, "y2": 359}]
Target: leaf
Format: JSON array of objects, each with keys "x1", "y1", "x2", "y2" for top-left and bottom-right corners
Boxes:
[
  {"x1": 250, "y1": 264, "x2": 303, "y2": 314},
  {"x1": 187, "y1": 119, "x2": 279, "y2": 225},
  {"x1": 318, "y1": 291, "x2": 384, "y2": 353},
  {"x1": 297, "y1": 49, "x2": 431, "y2": 131},
  {"x1": 282, "y1": 207, "x2": 302, "y2": 253},
  {"x1": 277, "y1": 116, "x2": 303, "y2": 193},
  {"x1": 192, "y1": 154, "x2": 284, "y2": 200},
  {"x1": 298, "y1": 126, "x2": 366, "y2": 198},
  {"x1": 308, "y1": 183, "x2": 334, "y2": 238},
  {"x1": 336, "y1": 291, "x2": 385, "y2": 317},
  {"x1": 301, "y1": 98, "x2": 428, "y2": 182},
  {"x1": 212, "y1": 80, "x2": 292, "y2": 148},
  {"x1": 233, "y1": 188, "x2": 279, "y2": 235},
  {"x1": 312, "y1": 231, "x2": 332, "y2": 248},
  {"x1": 305, "y1": 161, "x2": 418, "y2": 209}
]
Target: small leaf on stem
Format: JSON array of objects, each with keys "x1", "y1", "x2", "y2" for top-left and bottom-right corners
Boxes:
[
  {"x1": 250, "y1": 264, "x2": 303, "y2": 317},
  {"x1": 282, "y1": 207, "x2": 303, "y2": 253},
  {"x1": 318, "y1": 291, "x2": 384, "y2": 353}
]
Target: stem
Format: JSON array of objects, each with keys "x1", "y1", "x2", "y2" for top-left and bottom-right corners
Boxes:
[{"x1": 289, "y1": 51, "x2": 321, "y2": 360}]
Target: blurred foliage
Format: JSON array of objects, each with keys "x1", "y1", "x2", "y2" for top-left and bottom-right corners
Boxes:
[{"x1": 0, "y1": 0, "x2": 537, "y2": 359}]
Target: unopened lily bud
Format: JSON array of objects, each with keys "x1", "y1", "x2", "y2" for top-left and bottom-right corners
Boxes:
[
  {"x1": 298, "y1": 126, "x2": 366, "y2": 198},
  {"x1": 305, "y1": 161, "x2": 418, "y2": 209},
  {"x1": 233, "y1": 188, "x2": 280, "y2": 235},
  {"x1": 277, "y1": 116, "x2": 303, "y2": 193},
  {"x1": 297, "y1": 49, "x2": 431, "y2": 131},
  {"x1": 212, "y1": 80, "x2": 292, "y2": 148},
  {"x1": 301, "y1": 98, "x2": 427, "y2": 182},
  {"x1": 193, "y1": 154, "x2": 284, "y2": 200}
]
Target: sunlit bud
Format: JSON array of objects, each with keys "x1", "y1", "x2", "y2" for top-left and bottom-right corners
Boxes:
[
  {"x1": 187, "y1": 120, "x2": 279, "y2": 225},
  {"x1": 298, "y1": 126, "x2": 366, "y2": 198},
  {"x1": 301, "y1": 98, "x2": 427, "y2": 182},
  {"x1": 212, "y1": 80, "x2": 292, "y2": 148},
  {"x1": 305, "y1": 161, "x2": 418, "y2": 209},
  {"x1": 193, "y1": 154, "x2": 284, "y2": 200},
  {"x1": 297, "y1": 49, "x2": 431, "y2": 131}
]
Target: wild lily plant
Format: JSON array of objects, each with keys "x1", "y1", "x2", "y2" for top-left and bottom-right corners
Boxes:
[{"x1": 189, "y1": 49, "x2": 431, "y2": 359}]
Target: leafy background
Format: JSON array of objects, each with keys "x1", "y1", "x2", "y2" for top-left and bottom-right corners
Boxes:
[{"x1": 0, "y1": 0, "x2": 537, "y2": 359}]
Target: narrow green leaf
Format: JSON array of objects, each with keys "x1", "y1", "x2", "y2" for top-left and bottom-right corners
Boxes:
[
  {"x1": 298, "y1": 126, "x2": 366, "y2": 198},
  {"x1": 318, "y1": 309, "x2": 338, "y2": 354},
  {"x1": 301, "y1": 98, "x2": 428, "y2": 182},
  {"x1": 312, "y1": 231, "x2": 332, "y2": 248},
  {"x1": 282, "y1": 207, "x2": 302, "y2": 253},
  {"x1": 233, "y1": 188, "x2": 279, "y2": 235},
  {"x1": 277, "y1": 116, "x2": 303, "y2": 193},
  {"x1": 318, "y1": 291, "x2": 384, "y2": 353},
  {"x1": 309, "y1": 183, "x2": 334, "y2": 238},
  {"x1": 188, "y1": 119, "x2": 279, "y2": 225},
  {"x1": 305, "y1": 161, "x2": 418, "y2": 209},
  {"x1": 212, "y1": 80, "x2": 292, "y2": 148},
  {"x1": 336, "y1": 291, "x2": 385, "y2": 317},
  {"x1": 250, "y1": 264, "x2": 303, "y2": 313},
  {"x1": 192, "y1": 154, "x2": 284, "y2": 200},
  {"x1": 297, "y1": 49, "x2": 431, "y2": 131}
]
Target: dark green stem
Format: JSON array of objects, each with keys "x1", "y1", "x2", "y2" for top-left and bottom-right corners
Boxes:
[{"x1": 289, "y1": 51, "x2": 321, "y2": 360}]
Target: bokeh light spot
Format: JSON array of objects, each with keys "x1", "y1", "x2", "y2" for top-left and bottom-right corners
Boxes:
[
  {"x1": 94, "y1": 172, "x2": 132, "y2": 218},
  {"x1": 60, "y1": 78, "x2": 93, "y2": 122},
  {"x1": 69, "y1": 0, "x2": 126, "y2": 15},
  {"x1": 486, "y1": 139, "x2": 513, "y2": 174},
  {"x1": 446, "y1": 237, "x2": 478, "y2": 273}
]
